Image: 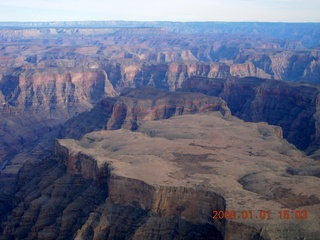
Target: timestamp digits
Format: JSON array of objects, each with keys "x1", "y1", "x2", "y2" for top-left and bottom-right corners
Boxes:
[
  {"x1": 279, "y1": 209, "x2": 308, "y2": 220},
  {"x1": 212, "y1": 209, "x2": 308, "y2": 220}
]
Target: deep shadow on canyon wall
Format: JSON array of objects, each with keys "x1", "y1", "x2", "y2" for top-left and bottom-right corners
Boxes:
[
  {"x1": 181, "y1": 76, "x2": 320, "y2": 151},
  {"x1": 0, "y1": 148, "x2": 226, "y2": 240},
  {"x1": 57, "y1": 75, "x2": 320, "y2": 153}
]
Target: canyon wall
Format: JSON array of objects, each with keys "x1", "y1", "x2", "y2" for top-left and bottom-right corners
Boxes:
[
  {"x1": 0, "y1": 135, "x2": 227, "y2": 239},
  {"x1": 0, "y1": 68, "x2": 116, "y2": 224},
  {"x1": 3, "y1": 112, "x2": 319, "y2": 239},
  {"x1": 60, "y1": 87, "x2": 230, "y2": 139},
  {"x1": 0, "y1": 67, "x2": 115, "y2": 165},
  {"x1": 1, "y1": 23, "x2": 320, "y2": 239},
  {"x1": 99, "y1": 53, "x2": 320, "y2": 93},
  {"x1": 182, "y1": 76, "x2": 320, "y2": 151}
]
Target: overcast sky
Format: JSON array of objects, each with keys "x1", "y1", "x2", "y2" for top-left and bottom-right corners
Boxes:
[{"x1": 0, "y1": 0, "x2": 319, "y2": 22}]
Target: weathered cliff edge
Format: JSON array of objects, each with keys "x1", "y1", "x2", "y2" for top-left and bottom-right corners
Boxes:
[
  {"x1": 53, "y1": 139, "x2": 226, "y2": 232},
  {"x1": 53, "y1": 113, "x2": 320, "y2": 239},
  {"x1": 181, "y1": 76, "x2": 320, "y2": 152},
  {"x1": 3, "y1": 113, "x2": 318, "y2": 239},
  {"x1": 60, "y1": 87, "x2": 231, "y2": 139},
  {"x1": 0, "y1": 67, "x2": 117, "y2": 226},
  {"x1": 0, "y1": 67, "x2": 116, "y2": 167}
]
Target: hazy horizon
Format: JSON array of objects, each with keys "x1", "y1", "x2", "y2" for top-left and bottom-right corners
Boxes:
[
  {"x1": 0, "y1": 20, "x2": 320, "y2": 24},
  {"x1": 0, "y1": 0, "x2": 319, "y2": 23}
]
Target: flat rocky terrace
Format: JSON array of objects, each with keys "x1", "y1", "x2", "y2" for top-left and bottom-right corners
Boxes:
[{"x1": 55, "y1": 112, "x2": 320, "y2": 239}]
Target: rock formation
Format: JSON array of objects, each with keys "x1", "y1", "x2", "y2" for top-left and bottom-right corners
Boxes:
[
  {"x1": 1, "y1": 22, "x2": 320, "y2": 239},
  {"x1": 0, "y1": 67, "x2": 116, "y2": 167},
  {"x1": 1, "y1": 112, "x2": 319, "y2": 239},
  {"x1": 0, "y1": 67, "x2": 116, "y2": 225},
  {"x1": 182, "y1": 76, "x2": 320, "y2": 152},
  {"x1": 60, "y1": 87, "x2": 230, "y2": 139}
]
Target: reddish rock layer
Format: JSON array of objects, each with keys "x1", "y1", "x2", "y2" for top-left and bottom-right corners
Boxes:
[{"x1": 60, "y1": 87, "x2": 230, "y2": 139}]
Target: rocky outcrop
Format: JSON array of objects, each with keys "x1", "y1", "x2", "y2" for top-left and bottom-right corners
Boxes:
[
  {"x1": 182, "y1": 76, "x2": 320, "y2": 151},
  {"x1": 1, "y1": 67, "x2": 116, "y2": 112},
  {"x1": 0, "y1": 67, "x2": 116, "y2": 163},
  {"x1": 2, "y1": 112, "x2": 319, "y2": 239},
  {"x1": 53, "y1": 138, "x2": 226, "y2": 229},
  {"x1": 101, "y1": 54, "x2": 320, "y2": 92},
  {"x1": 1, "y1": 22, "x2": 320, "y2": 239},
  {"x1": 0, "y1": 67, "x2": 116, "y2": 226},
  {"x1": 60, "y1": 87, "x2": 230, "y2": 139}
]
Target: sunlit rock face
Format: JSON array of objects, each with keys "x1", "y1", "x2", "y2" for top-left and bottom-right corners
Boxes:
[
  {"x1": 0, "y1": 67, "x2": 116, "y2": 168},
  {"x1": 60, "y1": 87, "x2": 231, "y2": 139}
]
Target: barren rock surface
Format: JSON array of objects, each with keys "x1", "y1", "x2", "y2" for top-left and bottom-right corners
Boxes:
[
  {"x1": 1, "y1": 22, "x2": 320, "y2": 239},
  {"x1": 36, "y1": 112, "x2": 319, "y2": 239}
]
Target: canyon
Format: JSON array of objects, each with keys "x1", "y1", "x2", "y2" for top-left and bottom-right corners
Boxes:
[
  {"x1": 0, "y1": 21, "x2": 320, "y2": 239},
  {"x1": 181, "y1": 76, "x2": 320, "y2": 152},
  {"x1": 2, "y1": 112, "x2": 319, "y2": 239}
]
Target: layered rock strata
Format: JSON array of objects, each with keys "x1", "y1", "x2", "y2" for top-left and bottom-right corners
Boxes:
[
  {"x1": 182, "y1": 76, "x2": 320, "y2": 152},
  {"x1": 0, "y1": 68, "x2": 116, "y2": 223},
  {"x1": 0, "y1": 67, "x2": 116, "y2": 164},
  {"x1": 60, "y1": 87, "x2": 230, "y2": 139},
  {"x1": 0, "y1": 23, "x2": 320, "y2": 239},
  {"x1": 2, "y1": 112, "x2": 319, "y2": 239}
]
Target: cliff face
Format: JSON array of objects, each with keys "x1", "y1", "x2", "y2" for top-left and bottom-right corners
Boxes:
[
  {"x1": 2, "y1": 112, "x2": 319, "y2": 239},
  {"x1": 60, "y1": 87, "x2": 230, "y2": 139},
  {"x1": 0, "y1": 67, "x2": 116, "y2": 164},
  {"x1": 182, "y1": 76, "x2": 320, "y2": 151},
  {"x1": 233, "y1": 50, "x2": 320, "y2": 83},
  {"x1": 102, "y1": 61, "x2": 232, "y2": 92},
  {"x1": 0, "y1": 68, "x2": 116, "y2": 225},
  {"x1": 1, "y1": 68, "x2": 115, "y2": 112},
  {"x1": 1, "y1": 23, "x2": 320, "y2": 239},
  {"x1": 1, "y1": 25, "x2": 320, "y2": 86},
  {"x1": 101, "y1": 55, "x2": 320, "y2": 93}
]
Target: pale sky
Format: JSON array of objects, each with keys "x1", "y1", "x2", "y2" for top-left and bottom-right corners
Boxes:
[{"x1": 0, "y1": 0, "x2": 319, "y2": 22}]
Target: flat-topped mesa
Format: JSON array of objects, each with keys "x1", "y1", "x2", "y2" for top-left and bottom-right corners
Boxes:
[
  {"x1": 53, "y1": 137, "x2": 226, "y2": 235},
  {"x1": 60, "y1": 87, "x2": 231, "y2": 139},
  {"x1": 52, "y1": 112, "x2": 320, "y2": 239},
  {"x1": 107, "y1": 87, "x2": 231, "y2": 130},
  {"x1": 182, "y1": 76, "x2": 320, "y2": 151}
]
